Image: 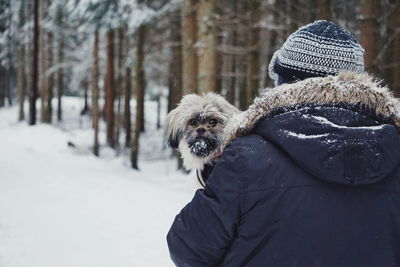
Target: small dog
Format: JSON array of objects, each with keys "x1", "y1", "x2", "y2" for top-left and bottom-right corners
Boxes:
[{"x1": 166, "y1": 93, "x2": 240, "y2": 172}]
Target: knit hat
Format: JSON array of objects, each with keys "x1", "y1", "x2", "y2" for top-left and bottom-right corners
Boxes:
[{"x1": 269, "y1": 20, "x2": 365, "y2": 85}]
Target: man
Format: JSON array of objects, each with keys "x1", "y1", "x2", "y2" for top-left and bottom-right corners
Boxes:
[{"x1": 167, "y1": 20, "x2": 400, "y2": 266}]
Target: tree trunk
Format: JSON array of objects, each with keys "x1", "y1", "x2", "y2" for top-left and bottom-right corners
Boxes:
[
  {"x1": 264, "y1": 0, "x2": 281, "y2": 87},
  {"x1": 246, "y1": 0, "x2": 261, "y2": 107},
  {"x1": 136, "y1": 25, "x2": 145, "y2": 133},
  {"x1": 131, "y1": 24, "x2": 146, "y2": 170},
  {"x1": 0, "y1": 67, "x2": 5, "y2": 107},
  {"x1": 181, "y1": 0, "x2": 198, "y2": 94},
  {"x1": 18, "y1": 0, "x2": 26, "y2": 121},
  {"x1": 168, "y1": 10, "x2": 182, "y2": 113},
  {"x1": 392, "y1": 5, "x2": 400, "y2": 97},
  {"x1": 360, "y1": 0, "x2": 379, "y2": 74},
  {"x1": 39, "y1": 0, "x2": 48, "y2": 123},
  {"x1": 56, "y1": 4, "x2": 63, "y2": 122},
  {"x1": 92, "y1": 30, "x2": 100, "y2": 156},
  {"x1": 288, "y1": 0, "x2": 300, "y2": 34},
  {"x1": 318, "y1": 0, "x2": 333, "y2": 20},
  {"x1": 81, "y1": 78, "x2": 90, "y2": 115},
  {"x1": 124, "y1": 66, "x2": 132, "y2": 147},
  {"x1": 114, "y1": 27, "x2": 124, "y2": 151},
  {"x1": 29, "y1": 0, "x2": 40, "y2": 125},
  {"x1": 239, "y1": 62, "x2": 247, "y2": 111},
  {"x1": 197, "y1": 0, "x2": 217, "y2": 93},
  {"x1": 105, "y1": 29, "x2": 116, "y2": 148},
  {"x1": 46, "y1": 31, "x2": 53, "y2": 122},
  {"x1": 226, "y1": 0, "x2": 238, "y2": 105}
]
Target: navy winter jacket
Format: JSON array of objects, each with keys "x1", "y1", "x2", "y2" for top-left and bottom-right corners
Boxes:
[{"x1": 167, "y1": 72, "x2": 400, "y2": 267}]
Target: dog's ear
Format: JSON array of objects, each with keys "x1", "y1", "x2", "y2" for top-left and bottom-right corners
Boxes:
[
  {"x1": 167, "y1": 132, "x2": 181, "y2": 149},
  {"x1": 165, "y1": 108, "x2": 183, "y2": 149}
]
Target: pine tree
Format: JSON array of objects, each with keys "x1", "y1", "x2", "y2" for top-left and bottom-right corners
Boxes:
[
  {"x1": 181, "y1": 0, "x2": 198, "y2": 94},
  {"x1": 361, "y1": 0, "x2": 379, "y2": 74},
  {"x1": 197, "y1": 0, "x2": 217, "y2": 92},
  {"x1": 246, "y1": 0, "x2": 261, "y2": 107},
  {"x1": 29, "y1": 0, "x2": 39, "y2": 125},
  {"x1": 56, "y1": 4, "x2": 64, "y2": 122},
  {"x1": 104, "y1": 29, "x2": 116, "y2": 148},
  {"x1": 92, "y1": 30, "x2": 100, "y2": 156},
  {"x1": 124, "y1": 66, "x2": 132, "y2": 147},
  {"x1": 168, "y1": 10, "x2": 182, "y2": 113},
  {"x1": 318, "y1": 0, "x2": 332, "y2": 20},
  {"x1": 131, "y1": 24, "x2": 146, "y2": 170},
  {"x1": 39, "y1": 0, "x2": 49, "y2": 123},
  {"x1": 18, "y1": 0, "x2": 26, "y2": 121}
]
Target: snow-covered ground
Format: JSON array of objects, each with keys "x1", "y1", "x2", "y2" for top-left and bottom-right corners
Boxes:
[{"x1": 0, "y1": 98, "x2": 195, "y2": 267}]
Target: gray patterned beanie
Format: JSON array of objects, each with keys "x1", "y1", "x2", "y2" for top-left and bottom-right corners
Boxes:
[{"x1": 269, "y1": 20, "x2": 365, "y2": 85}]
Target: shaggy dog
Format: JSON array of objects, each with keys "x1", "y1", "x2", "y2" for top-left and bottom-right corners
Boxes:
[{"x1": 166, "y1": 93, "x2": 240, "y2": 173}]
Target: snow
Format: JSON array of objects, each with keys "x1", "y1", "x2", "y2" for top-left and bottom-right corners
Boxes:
[
  {"x1": 284, "y1": 131, "x2": 329, "y2": 139},
  {"x1": 0, "y1": 98, "x2": 196, "y2": 267},
  {"x1": 190, "y1": 139, "x2": 208, "y2": 154},
  {"x1": 308, "y1": 115, "x2": 387, "y2": 130}
]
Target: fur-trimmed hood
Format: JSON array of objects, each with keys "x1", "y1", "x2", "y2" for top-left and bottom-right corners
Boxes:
[
  {"x1": 224, "y1": 71, "x2": 400, "y2": 185},
  {"x1": 224, "y1": 71, "x2": 400, "y2": 145}
]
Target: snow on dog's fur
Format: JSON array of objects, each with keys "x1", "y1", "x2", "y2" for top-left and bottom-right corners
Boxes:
[{"x1": 166, "y1": 93, "x2": 240, "y2": 170}]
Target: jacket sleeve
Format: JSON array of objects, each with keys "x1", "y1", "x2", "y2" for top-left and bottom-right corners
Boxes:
[{"x1": 167, "y1": 144, "x2": 242, "y2": 267}]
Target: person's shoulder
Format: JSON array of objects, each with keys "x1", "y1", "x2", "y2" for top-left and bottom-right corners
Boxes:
[
  {"x1": 224, "y1": 133, "x2": 304, "y2": 191},
  {"x1": 223, "y1": 134, "x2": 282, "y2": 180},
  {"x1": 226, "y1": 134, "x2": 278, "y2": 162}
]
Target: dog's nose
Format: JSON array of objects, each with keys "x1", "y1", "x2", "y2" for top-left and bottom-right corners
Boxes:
[{"x1": 197, "y1": 128, "x2": 206, "y2": 135}]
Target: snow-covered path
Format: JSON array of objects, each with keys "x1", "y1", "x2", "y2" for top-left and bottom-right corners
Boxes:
[{"x1": 0, "y1": 101, "x2": 195, "y2": 267}]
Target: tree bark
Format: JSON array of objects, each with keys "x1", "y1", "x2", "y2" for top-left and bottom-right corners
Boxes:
[
  {"x1": 124, "y1": 66, "x2": 132, "y2": 147},
  {"x1": 46, "y1": 31, "x2": 53, "y2": 122},
  {"x1": 168, "y1": 10, "x2": 183, "y2": 113},
  {"x1": 246, "y1": 0, "x2": 261, "y2": 107},
  {"x1": 39, "y1": 0, "x2": 48, "y2": 123},
  {"x1": 288, "y1": 0, "x2": 300, "y2": 34},
  {"x1": 197, "y1": 0, "x2": 217, "y2": 93},
  {"x1": 131, "y1": 24, "x2": 146, "y2": 170},
  {"x1": 318, "y1": 0, "x2": 333, "y2": 20},
  {"x1": 56, "y1": 4, "x2": 63, "y2": 122},
  {"x1": 81, "y1": 78, "x2": 90, "y2": 115},
  {"x1": 136, "y1": 25, "x2": 145, "y2": 133},
  {"x1": 18, "y1": 0, "x2": 26, "y2": 121},
  {"x1": 29, "y1": 0, "x2": 40, "y2": 125},
  {"x1": 0, "y1": 67, "x2": 5, "y2": 107},
  {"x1": 92, "y1": 30, "x2": 100, "y2": 156},
  {"x1": 392, "y1": 6, "x2": 400, "y2": 97},
  {"x1": 181, "y1": 0, "x2": 198, "y2": 94},
  {"x1": 239, "y1": 62, "x2": 247, "y2": 111},
  {"x1": 105, "y1": 29, "x2": 116, "y2": 148},
  {"x1": 226, "y1": 0, "x2": 238, "y2": 105},
  {"x1": 114, "y1": 27, "x2": 125, "y2": 151},
  {"x1": 264, "y1": 0, "x2": 281, "y2": 87},
  {"x1": 360, "y1": 0, "x2": 379, "y2": 74}
]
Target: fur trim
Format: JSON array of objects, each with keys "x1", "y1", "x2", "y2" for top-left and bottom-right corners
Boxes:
[{"x1": 223, "y1": 71, "x2": 400, "y2": 147}]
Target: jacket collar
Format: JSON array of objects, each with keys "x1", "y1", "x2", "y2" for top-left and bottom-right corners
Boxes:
[{"x1": 223, "y1": 71, "x2": 400, "y2": 147}]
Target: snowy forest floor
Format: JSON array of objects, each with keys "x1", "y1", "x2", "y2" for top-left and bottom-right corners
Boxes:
[{"x1": 0, "y1": 97, "x2": 195, "y2": 267}]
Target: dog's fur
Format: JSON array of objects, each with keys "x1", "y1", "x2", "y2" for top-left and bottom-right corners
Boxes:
[{"x1": 166, "y1": 93, "x2": 240, "y2": 170}]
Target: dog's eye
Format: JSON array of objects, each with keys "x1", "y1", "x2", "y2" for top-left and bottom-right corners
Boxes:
[
  {"x1": 209, "y1": 119, "x2": 217, "y2": 126},
  {"x1": 188, "y1": 119, "x2": 198, "y2": 126}
]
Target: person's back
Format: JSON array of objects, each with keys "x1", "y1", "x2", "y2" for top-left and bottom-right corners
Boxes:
[
  {"x1": 167, "y1": 21, "x2": 400, "y2": 267},
  {"x1": 215, "y1": 72, "x2": 400, "y2": 266}
]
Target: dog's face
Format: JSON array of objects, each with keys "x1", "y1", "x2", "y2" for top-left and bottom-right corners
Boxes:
[
  {"x1": 184, "y1": 114, "x2": 223, "y2": 158},
  {"x1": 166, "y1": 93, "x2": 239, "y2": 170}
]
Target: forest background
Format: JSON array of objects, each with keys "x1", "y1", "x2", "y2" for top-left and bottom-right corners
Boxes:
[{"x1": 0, "y1": 0, "x2": 399, "y2": 169}]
